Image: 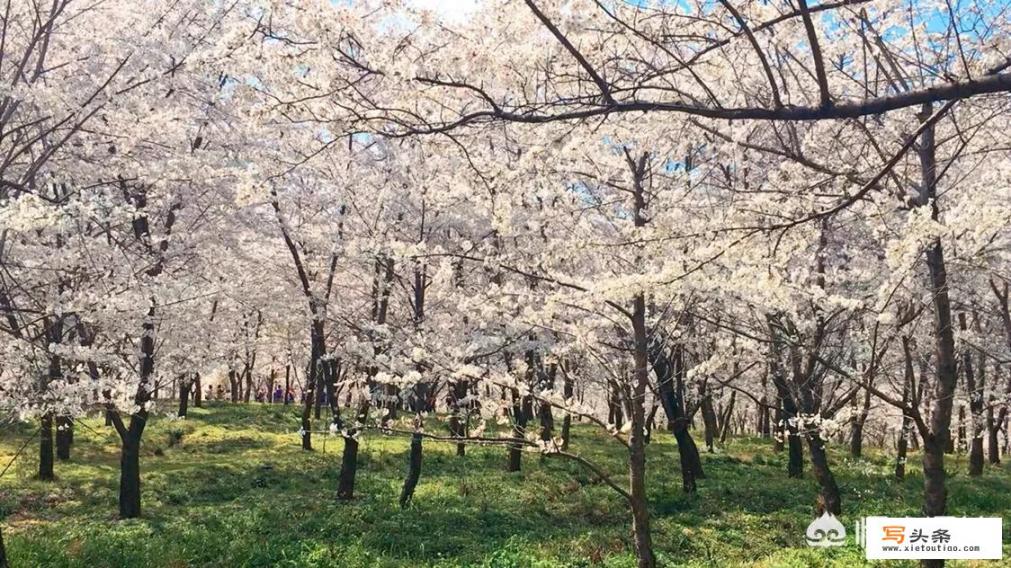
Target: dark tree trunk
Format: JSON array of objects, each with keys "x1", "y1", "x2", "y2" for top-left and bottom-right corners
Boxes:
[
  {"x1": 850, "y1": 386, "x2": 872, "y2": 458},
  {"x1": 399, "y1": 432, "x2": 423, "y2": 508},
  {"x1": 608, "y1": 388, "x2": 624, "y2": 429},
  {"x1": 916, "y1": 103, "x2": 958, "y2": 568},
  {"x1": 896, "y1": 424, "x2": 910, "y2": 481},
  {"x1": 178, "y1": 378, "x2": 191, "y2": 417},
  {"x1": 243, "y1": 369, "x2": 253, "y2": 404},
  {"x1": 773, "y1": 403, "x2": 784, "y2": 452},
  {"x1": 337, "y1": 435, "x2": 359, "y2": 500},
  {"x1": 787, "y1": 428, "x2": 804, "y2": 479},
  {"x1": 629, "y1": 292, "x2": 656, "y2": 568},
  {"x1": 987, "y1": 404, "x2": 1000, "y2": 464},
  {"x1": 39, "y1": 413, "x2": 54, "y2": 480},
  {"x1": 538, "y1": 363, "x2": 556, "y2": 443},
  {"x1": 229, "y1": 369, "x2": 239, "y2": 403},
  {"x1": 448, "y1": 380, "x2": 468, "y2": 456},
  {"x1": 336, "y1": 396, "x2": 369, "y2": 500},
  {"x1": 56, "y1": 416, "x2": 72, "y2": 461},
  {"x1": 119, "y1": 430, "x2": 142, "y2": 518},
  {"x1": 314, "y1": 376, "x2": 323, "y2": 419},
  {"x1": 560, "y1": 367, "x2": 574, "y2": 451},
  {"x1": 959, "y1": 314, "x2": 984, "y2": 475},
  {"x1": 301, "y1": 318, "x2": 325, "y2": 451},
  {"x1": 700, "y1": 386, "x2": 717, "y2": 452},
  {"x1": 896, "y1": 336, "x2": 916, "y2": 481},
  {"x1": 0, "y1": 523, "x2": 7, "y2": 568},
  {"x1": 649, "y1": 342, "x2": 704, "y2": 492},
  {"x1": 110, "y1": 408, "x2": 148, "y2": 520},
  {"x1": 718, "y1": 390, "x2": 736, "y2": 444},
  {"x1": 507, "y1": 388, "x2": 531, "y2": 472},
  {"x1": 194, "y1": 373, "x2": 202, "y2": 408},
  {"x1": 956, "y1": 406, "x2": 966, "y2": 454},
  {"x1": 780, "y1": 391, "x2": 804, "y2": 478},
  {"x1": 808, "y1": 434, "x2": 841, "y2": 514},
  {"x1": 284, "y1": 365, "x2": 291, "y2": 406}
]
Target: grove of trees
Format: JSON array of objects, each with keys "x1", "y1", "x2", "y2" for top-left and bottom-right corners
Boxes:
[{"x1": 2, "y1": 1, "x2": 1011, "y2": 567}]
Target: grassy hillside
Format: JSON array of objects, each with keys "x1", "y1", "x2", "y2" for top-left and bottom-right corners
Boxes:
[{"x1": 0, "y1": 404, "x2": 1008, "y2": 567}]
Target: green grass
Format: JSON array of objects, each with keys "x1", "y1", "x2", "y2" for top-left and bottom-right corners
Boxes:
[{"x1": 0, "y1": 404, "x2": 1009, "y2": 567}]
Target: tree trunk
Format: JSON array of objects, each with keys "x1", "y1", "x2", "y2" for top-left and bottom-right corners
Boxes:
[
  {"x1": 284, "y1": 365, "x2": 291, "y2": 406},
  {"x1": 0, "y1": 524, "x2": 7, "y2": 568},
  {"x1": 629, "y1": 292, "x2": 656, "y2": 568},
  {"x1": 650, "y1": 343, "x2": 704, "y2": 491},
  {"x1": 178, "y1": 378, "x2": 191, "y2": 418},
  {"x1": 538, "y1": 363, "x2": 556, "y2": 443},
  {"x1": 194, "y1": 373, "x2": 202, "y2": 408},
  {"x1": 718, "y1": 390, "x2": 736, "y2": 444},
  {"x1": 956, "y1": 406, "x2": 966, "y2": 454},
  {"x1": 773, "y1": 403, "x2": 784, "y2": 452},
  {"x1": 314, "y1": 373, "x2": 324, "y2": 419},
  {"x1": 808, "y1": 434, "x2": 841, "y2": 514},
  {"x1": 39, "y1": 413, "x2": 54, "y2": 481},
  {"x1": 507, "y1": 387, "x2": 531, "y2": 472},
  {"x1": 987, "y1": 404, "x2": 1000, "y2": 464},
  {"x1": 917, "y1": 102, "x2": 957, "y2": 568},
  {"x1": 243, "y1": 368, "x2": 253, "y2": 404},
  {"x1": 896, "y1": 422, "x2": 910, "y2": 481},
  {"x1": 448, "y1": 379, "x2": 468, "y2": 456},
  {"x1": 787, "y1": 428, "x2": 804, "y2": 479},
  {"x1": 119, "y1": 430, "x2": 142, "y2": 518},
  {"x1": 56, "y1": 416, "x2": 72, "y2": 461},
  {"x1": 399, "y1": 432, "x2": 423, "y2": 508},
  {"x1": 850, "y1": 386, "x2": 872, "y2": 458},
  {"x1": 560, "y1": 368, "x2": 574, "y2": 450},
  {"x1": 229, "y1": 369, "x2": 239, "y2": 403},
  {"x1": 959, "y1": 314, "x2": 985, "y2": 475},
  {"x1": 337, "y1": 435, "x2": 359, "y2": 500},
  {"x1": 700, "y1": 386, "x2": 717, "y2": 452}
]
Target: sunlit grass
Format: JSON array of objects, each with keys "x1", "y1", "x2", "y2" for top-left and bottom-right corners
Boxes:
[{"x1": 0, "y1": 403, "x2": 1008, "y2": 567}]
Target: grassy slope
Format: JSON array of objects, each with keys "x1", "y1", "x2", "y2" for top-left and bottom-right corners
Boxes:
[{"x1": 0, "y1": 404, "x2": 1008, "y2": 567}]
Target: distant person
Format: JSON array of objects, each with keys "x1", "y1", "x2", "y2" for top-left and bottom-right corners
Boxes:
[
  {"x1": 285, "y1": 388, "x2": 295, "y2": 404},
  {"x1": 205, "y1": 386, "x2": 213, "y2": 401},
  {"x1": 216, "y1": 385, "x2": 225, "y2": 400},
  {"x1": 273, "y1": 385, "x2": 283, "y2": 404},
  {"x1": 255, "y1": 388, "x2": 266, "y2": 403}
]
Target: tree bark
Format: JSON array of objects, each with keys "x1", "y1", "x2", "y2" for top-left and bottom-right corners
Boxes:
[
  {"x1": 399, "y1": 431, "x2": 423, "y2": 508},
  {"x1": 808, "y1": 433, "x2": 841, "y2": 514},
  {"x1": 987, "y1": 403, "x2": 1000, "y2": 465},
  {"x1": 56, "y1": 416, "x2": 72, "y2": 461},
  {"x1": 916, "y1": 102, "x2": 958, "y2": 568},
  {"x1": 649, "y1": 342, "x2": 704, "y2": 491},
  {"x1": 850, "y1": 386, "x2": 872, "y2": 458},
  {"x1": 718, "y1": 390, "x2": 736, "y2": 444},
  {"x1": 39, "y1": 413, "x2": 54, "y2": 480},
  {"x1": 959, "y1": 313, "x2": 984, "y2": 475},
  {"x1": 337, "y1": 435, "x2": 359, "y2": 500},
  {"x1": 507, "y1": 387, "x2": 531, "y2": 472},
  {"x1": 560, "y1": 366, "x2": 574, "y2": 451},
  {"x1": 118, "y1": 428, "x2": 142, "y2": 518},
  {"x1": 178, "y1": 377, "x2": 191, "y2": 418},
  {"x1": 896, "y1": 336, "x2": 916, "y2": 481},
  {"x1": 629, "y1": 292, "x2": 656, "y2": 568},
  {"x1": 0, "y1": 523, "x2": 7, "y2": 568},
  {"x1": 448, "y1": 379, "x2": 468, "y2": 456},
  {"x1": 284, "y1": 365, "x2": 291, "y2": 406},
  {"x1": 699, "y1": 385, "x2": 717, "y2": 452}
]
